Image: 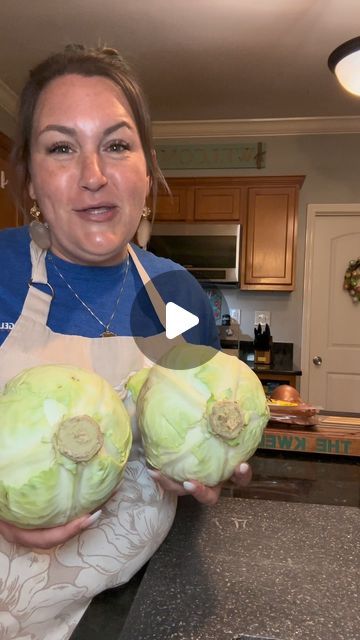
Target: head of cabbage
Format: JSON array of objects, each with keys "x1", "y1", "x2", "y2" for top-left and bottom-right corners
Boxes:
[
  {"x1": 0, "y1": 364, "x2": 132, "y2": 528},
  {"x1": 127, "y1": 344, "x2": 269, "y2": 486}
]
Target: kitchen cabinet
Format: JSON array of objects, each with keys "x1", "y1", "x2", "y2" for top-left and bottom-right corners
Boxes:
[
  {"x1": 194, "y1": 186, "x2": 241, "y2": 221},
  {"x1": 156, "y1": 184, "x2": 194, "y2": 221},
  {"x1": 154, "y1": 176, "x2": 305, "y2": 290},
  {"x1": 242, "y1": 180, "x2": 303, "y2": 290},
  {"x1": 155, "y1": 178, "x2": 244, "y2": 222},
  {"x1": 239, "y1": 341, "x2": 301, "y2": 393},
  {"x1": 256, "y1": 370, "x2": 298, "y2": 392},
  {"x1": 0, "y1": 131, "x2": 20, "y2": 229}
]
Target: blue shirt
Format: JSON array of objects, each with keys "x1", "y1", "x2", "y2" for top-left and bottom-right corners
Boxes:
[{"x1": 0, "y1": 226, "x2": 220, "y2": 349}]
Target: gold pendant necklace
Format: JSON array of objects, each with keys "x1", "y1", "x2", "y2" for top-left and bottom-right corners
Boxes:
[{"x1": 47, "y1": 253, "x2": 130, "y2": 337}]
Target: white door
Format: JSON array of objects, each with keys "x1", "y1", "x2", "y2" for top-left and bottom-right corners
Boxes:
[{"x1": 301, "y1": 204, "x2": 360, "y2": 412}]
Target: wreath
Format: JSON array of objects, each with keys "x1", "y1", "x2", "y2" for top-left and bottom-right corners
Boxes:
[{"x1": 343, "y1": 257, "x2": 360, "y2": 303}]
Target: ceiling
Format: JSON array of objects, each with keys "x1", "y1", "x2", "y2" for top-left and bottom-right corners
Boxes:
[{"x1": 1, "y1": 0, "x2": 360, "y2": 137}]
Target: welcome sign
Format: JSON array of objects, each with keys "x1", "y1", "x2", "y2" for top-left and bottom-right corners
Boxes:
[{"x1": 155, "y1": 142, "x2": 266, "y2": 170}]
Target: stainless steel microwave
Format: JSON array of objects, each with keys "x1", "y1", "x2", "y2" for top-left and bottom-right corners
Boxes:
[{"x1": 147, "y1": 223, "x2": 241, "y2": 284}]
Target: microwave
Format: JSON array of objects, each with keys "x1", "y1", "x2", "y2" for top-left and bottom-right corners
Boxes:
[{"x1": 147, "y1": 223, "x2": 241, "y2": 285}]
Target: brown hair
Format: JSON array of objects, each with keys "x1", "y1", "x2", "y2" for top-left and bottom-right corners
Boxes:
[{"x1": 12, "y1": 43, "x2": 167, "y2": 216}]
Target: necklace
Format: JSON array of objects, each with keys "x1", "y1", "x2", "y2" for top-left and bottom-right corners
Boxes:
[{"x1": 47, "y1": 253, "x2": 130, "y2": 337}]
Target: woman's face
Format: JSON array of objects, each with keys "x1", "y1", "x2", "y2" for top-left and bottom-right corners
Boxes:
[{"x1": 29, "y1": 74, "x2": 150, "y2": 265}]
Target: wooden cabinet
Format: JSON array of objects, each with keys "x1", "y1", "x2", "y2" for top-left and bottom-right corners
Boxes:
[
  {"x1": 156, "y1": 184, "x2": 194, "y2": 221},
  {"x1": 194, "y1": 187, "x2": 241, "y2": 221},
  {"x1": 155, "y1": 176, "x2": 304, "y2": 290},
  {"x1": 155, "y1": 178, "x2": 244, "y2": 223},
  {"x1": 242, "y1": 180, "x2": 303, "y2": 291},
  {"x1": 0, "y1": 131, "x2": 19, "y2": 229}
]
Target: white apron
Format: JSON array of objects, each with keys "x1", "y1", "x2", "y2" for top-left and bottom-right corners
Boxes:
[{"x1": 0, "y1": 242, "x2": 178, "y2": 640}]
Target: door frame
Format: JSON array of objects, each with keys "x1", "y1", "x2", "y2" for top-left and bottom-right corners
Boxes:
[{"x1": 300, "y1": 203, "x2": 360, "y2": 401}]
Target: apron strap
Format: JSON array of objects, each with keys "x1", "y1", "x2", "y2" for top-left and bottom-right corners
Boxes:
[
  {"x1": 20, "y1": 241, "x2": 53, "y2": 323},
  {"x1": 30, "y1": 240, "x2": 49, "y2": 285},
  {"x1": 127, "y1": 245, "x2": 166, "y2": 328}
]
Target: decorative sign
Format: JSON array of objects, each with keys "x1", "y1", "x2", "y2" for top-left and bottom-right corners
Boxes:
[
  {"x1": 260, "y1": 428, "x2": 359, "y2": 456},
  {"x1": 155, "y1": 142, "x2": 266, "y2": 170}
]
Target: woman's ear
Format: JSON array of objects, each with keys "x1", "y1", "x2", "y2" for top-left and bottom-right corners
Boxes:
[
  {"x1": 28, "y1": 180, "x2": 35, "y2": 201},
  {"x1": 146, "y1": 175, "x2": 151, "y2": 197}
]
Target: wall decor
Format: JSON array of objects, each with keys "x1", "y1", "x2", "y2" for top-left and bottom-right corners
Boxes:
[
  {"x1": 343, "y1": 257, "x2": 360, "y2": 302},
  {"x1": 203, "y1": 287, "x2": 223, "y2": 323},
  {"x1": 155, "y1": 142, "x2": 266, "y2": 170}
]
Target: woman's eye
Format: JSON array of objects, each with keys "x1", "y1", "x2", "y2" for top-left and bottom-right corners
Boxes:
[
  {"x1": 48, "y1": 143, "x2": 73, "y2": 154},
  {"x1": 106, "y1": 141, "x2": 130, "y2": 153}
]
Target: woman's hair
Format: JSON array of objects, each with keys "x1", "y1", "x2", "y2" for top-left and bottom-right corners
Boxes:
[{"x1": 12, "y1": 43, "x2": 167, "y2": 215}]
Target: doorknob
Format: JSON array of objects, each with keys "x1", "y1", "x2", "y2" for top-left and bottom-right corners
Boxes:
[{"x1": 312, "y1": 356, "x2": 322, "y2": 366}]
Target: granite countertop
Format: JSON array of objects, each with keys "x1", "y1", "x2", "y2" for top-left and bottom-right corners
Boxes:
[
  {"x1": 218, "y1": 333, "x2": 302, "y2": 377},
  {"x1": 243, "y1": 361, "x2": 302, "y2": 376},
  {"x1": 72, "y1": 496, "x2": 359, "y2": 640},
  {"x1": 239, "y1": 341, "x2": 302, "y2": 376}
]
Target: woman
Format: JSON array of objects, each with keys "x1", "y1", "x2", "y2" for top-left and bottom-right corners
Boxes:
[{"x1": 0, "y1": 45, "x2": 251, "y2": 639}]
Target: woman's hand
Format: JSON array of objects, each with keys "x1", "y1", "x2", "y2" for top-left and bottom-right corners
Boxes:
[
  {"x1": 148, "y1": 462, "x2": 252, "y2": 507},
  {"x1": 0, "y1": 510, "x2": 102, "y2": 549},
  {"x1": 229, "y1": 461, "x2": 253, "y2": 487}
]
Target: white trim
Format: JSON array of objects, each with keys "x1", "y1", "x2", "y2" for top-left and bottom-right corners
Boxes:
[
  {"x1": 153, "y1": 116, "x2": 360, "y2": 140},
  {"x1": 300, "y1": 204, "x2": 360, "y2": 402},
  {"x1": 1, "y1": 80, "x2": 360, "y2": 139},
  {"x1": 0, "y1": 78, "x2": 17, "y2": 117}
]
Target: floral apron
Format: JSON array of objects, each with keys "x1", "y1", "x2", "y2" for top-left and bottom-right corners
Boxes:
[{"x1": 0, "y1": 241, "x2": 178, "y2": 640}]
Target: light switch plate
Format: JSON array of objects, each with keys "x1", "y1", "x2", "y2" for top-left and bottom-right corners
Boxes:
[
  {"x1": 254, "y1": 310, "x2": 271, "y2": 326},
  {"x1": 229, "y1": 308, "x2": 241, "y2": 324}
]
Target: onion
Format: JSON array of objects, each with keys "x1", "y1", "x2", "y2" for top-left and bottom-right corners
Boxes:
[{"x1": 270, "y1": 385, "x2": 302, "y2": 404}]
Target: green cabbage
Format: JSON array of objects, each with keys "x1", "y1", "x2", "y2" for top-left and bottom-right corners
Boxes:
[
  {"x1": 127, "y1": 344, "x2": 269, "y2": 486},
  {"x1": 0, "y1": 364, "x2": 132, "y2": 528}
]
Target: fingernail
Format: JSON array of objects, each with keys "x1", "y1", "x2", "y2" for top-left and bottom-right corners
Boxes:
[
  {"x1": 183, "y1": 481, "x2": 196, "y2": 492},
  {"x1": 81, "y1": 509, "x2": 102, "y2": 529},
  {"x1": 239, "y1": 463, "x2": 249, "y2": 473}
]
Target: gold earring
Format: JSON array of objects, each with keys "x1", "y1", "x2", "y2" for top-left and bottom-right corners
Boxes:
[
  {"x1": 29, "y1": 201, "x2": 51, "y2": 249},
  {"x1": 136, "y1": 206, "x2": 152, "y2": 249}
]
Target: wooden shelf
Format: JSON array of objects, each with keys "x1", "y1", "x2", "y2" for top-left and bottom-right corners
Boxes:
[{"x1": 260, "y1": 414, "x2": 360, "y2": 457}]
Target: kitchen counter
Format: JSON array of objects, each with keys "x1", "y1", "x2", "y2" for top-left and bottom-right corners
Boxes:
[
  {"x1": 71, "y1": 453, "x2": 359, "y2": 640},
  {"x1": 119, "y1": 498, "x2": 358, "y2": 640},
  {"x1": 243, "y1": 361, "x2": 302, "y2": 376},
  {"x1": 219, "y1": 340, "x2": 302, "y2": 391},
  {"x1": 239, "y1": 341, "x2": 301, "y2": 376}
]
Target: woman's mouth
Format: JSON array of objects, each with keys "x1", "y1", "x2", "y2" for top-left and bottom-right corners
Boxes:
[{"x1": 75, "y1": 205, "x2": 117, "y2": 221}]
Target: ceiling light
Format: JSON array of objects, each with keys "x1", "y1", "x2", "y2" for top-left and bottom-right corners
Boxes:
[{"x1": 328, "y1": 36, "x2": 360, "y2": 96}]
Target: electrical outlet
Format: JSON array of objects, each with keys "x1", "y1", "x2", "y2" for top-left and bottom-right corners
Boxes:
[
  {"x1": 229, "y1": 308, "x2": 241, "y2": 324},
  {"x1": 254, "y1": 310, "x2": 271, "y2": 326}
]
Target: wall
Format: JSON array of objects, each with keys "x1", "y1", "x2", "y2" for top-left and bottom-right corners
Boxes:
[
  {"x1": 0, "y1": 107, "x2": 15, "y2": 139},
  {"x1": 163, "y1": 133, "x2": 360, "y2": 365}
]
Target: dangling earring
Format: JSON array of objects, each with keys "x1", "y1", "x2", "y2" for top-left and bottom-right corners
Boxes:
[
  {"x1": 136, "y1": 206, "x2": 152, "y2": 249},
  {"x1": 29, "y1": 201, "x2": 51, "y2": 249}
]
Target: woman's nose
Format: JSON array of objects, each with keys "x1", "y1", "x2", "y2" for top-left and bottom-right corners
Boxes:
[{"x1": 79, "y1": 153, "x2": 107, "y2": 191}]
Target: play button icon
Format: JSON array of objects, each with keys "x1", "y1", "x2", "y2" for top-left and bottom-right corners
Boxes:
[
  {"x1": 130, "y1": 268, "x2": 230, "y2": 369},
  {"x1": 165, "y1": 302, "x2": 199, "y2": 339}
]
